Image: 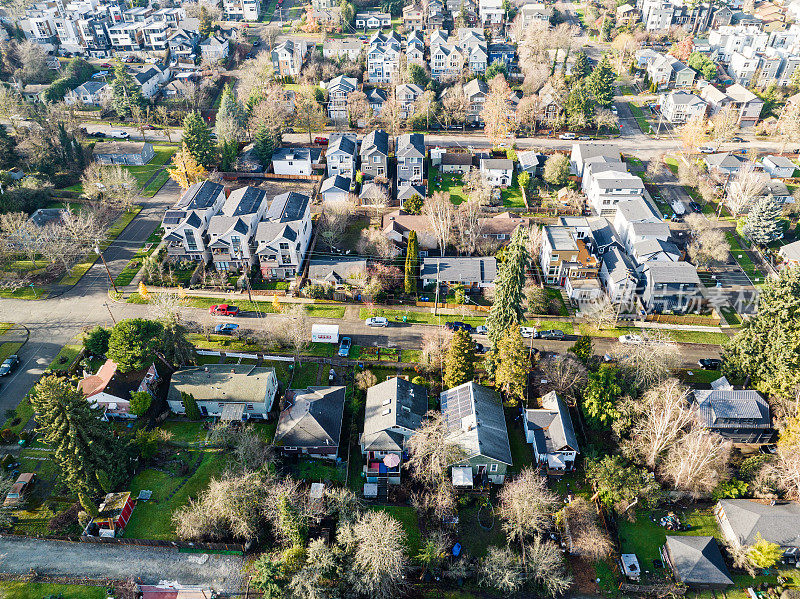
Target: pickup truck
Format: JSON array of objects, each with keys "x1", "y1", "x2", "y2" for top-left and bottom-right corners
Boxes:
[{"x1": 209, "y1": 304, "x2": 240, "y2": 316}]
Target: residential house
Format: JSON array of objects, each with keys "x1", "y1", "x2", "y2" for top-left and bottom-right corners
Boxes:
[
  {"x1": 762, "y1": 155, "x2": 797, "y2": 178},
  {"x1": 659, "y1": 91, "x2": 707, "y2": 123},
  {"x1": 662, "y1": 537, "x2": 733, "y2": 590},
  {"x1": 199, "y1": 35, "x2": 228, "y2": 62},
  {"x1": 613, "y1": 199, "x2": 666, "y2": 251},
  {"x1": 161, "y1": 76, "x2": 196, "y2": 99},
  {"x1": 540, "y1": 224, "x2": 600, "y2": 286},
  {"x1": 64, "y1": 80, "x2": 111, "y2": 106},
  {"x1": 481, "y1": 212, "x2": 530, "y2": 242},
  {"x1": 715, "y1": 499, "x2": 800, "y2": 554},
  {"x1": 631, "y1": 236, "x2": 681, "y2": 266},
  {"x1": 478, "y1": 0, "x2": 504, "y2": 26},
  {"x1": 640, "y1": 261, "x2": 702, "y2": 313},
  {"x1": 523, "y1": 391, "x2": 579, "y2": 472},
  {"x1": 361, "y1": 377, "x2": 427, "y2": 485},
  {"x1": 520, "y1": 2, "x2": 553, "y2": 27},
  {"x1": 382, "y1": 210, "x2": 440, "y2": 254},
  {"x1": 396, "y1": 133, "x2": 425, "y2": 183},
  {"x1": 162, "y1": 181, "x2": 226, "y2": 263},
  {"x1": 440, "y1": 152, "x2": 473, "y2": 174},
  {"x1": 365, "y1": 87, "x2": 388, "y2": 118},
  {"x1": 325, "y1": 133, "x2": 357, "y2": 179},
  {"x1": 421, "y1": 256, "x2": 497, "y2": 289},
  {"x1": 360, "y1": 129, "x2": 389, "y2": 179},
  {"x1": 85, "y1": 492, "x2": 135, "y2": 538},
  {"x1": 600, "y1": 246, "x2": 639, "y2": 306},
  {"x1": 367, "y1": 31, "x2": 402, "y2": 83},
  {"x1": 308, "y1": 256, "x2": 368, "y2": 286},
  {"x1": 274, "y1": 386, "x2": 346, "y2": 459},
  {"x1": 406, "y1": 30, "x2": 425, "y2": 65},
  {"x1": 322, "y1": 38, "x2": 362, "y2": 61},
  {"x1": 396, "y1": 83, "x2": 424, "y2": 119},
  {"x1": 690, "y1": 388, "x2": 772, "y2": 443},
  {"x1": 463, "y1": 78, "x2": 488, "y2": 123},
  {"x1": 616, "y1": 2, "x2": 639, "y2": 26},
  {"x1": 701, "y1": 83, "x2": 764, "y2": 126},
  {"x1": 272, "y1": 39, "x2": 308, "y2": 78},
  {"x1": 488, "y1": 43, "x2": 516, "y2": 68},
  {"x1": 443, "y1": 382, "x2": 512, "y2": 487},
  {"x1": 254, "y1": 191, "x2": 312, "y2": 280},
  {"x1": 397, "y1": 182, "x2": 426, "y2": 206},
  {"x1": 134, "y1": 67, "x2": 160, "y2": 98},
  {"x1": 762, "y1": 179, "x2": 792, "y2": 203},
  {"x1": 323, "y1": 75, "x2": 358, "y2": 122},
  {"x1": 223, "y1": 0, "x2": 261, "y2": 21},
  {"x1": 167, "y1": 364, "x2": 279, "y2": 419},
  {"x1": 585, "y1": 169, "x2": 646, "y2": 216},
  {"x1": 207, "y1": 186, "x2": 269, "y2": 271},
  {"x1": 138, "y1": 583, "x2": 214, "y2": 599},
  {"x1": 430, "y1": 33, "x2": 466, "y2": 80},
  {"x1": 704, "y1": 152, "x2": 746, "y2": 175},
  {"x1": 403, "y1": 4, "x2": 425, "y2": 30},
  {"x1": 78, "y1": 359, "x2": 162, "y2": 420},
  {"x1": 167, "y1": 29, "x2": 199, "y2": 60},
  {"x1": 355, "y1": 11, "x2": 391, "y2": 28},
  {"x1": 641, "y1": 0, "x2": 674, "y2": 30},
  {"x1": 93, "y1": 141, "x2": 154, "y2": 165},
  {"x1": 537, "y1": 81, "x2": 563, "y2": 123},
  {"x1": 319, "y1": 175, "x2": 352, "y2": 203},
  {"x1": 570, "y1": 143, "x2": 621, "y2": 179},
  {"x1": 480, "y1": 158, "x2": 513, "y2": 187},
  {"x1": 272, "y1": 147, "x2": 312, "y2": 176},
  {"x1": 778, "y1": 239, "x2": 800, "y2": 267},
  {"x1": 425, "y1": 0, "x2": 447, "y2": 29}
]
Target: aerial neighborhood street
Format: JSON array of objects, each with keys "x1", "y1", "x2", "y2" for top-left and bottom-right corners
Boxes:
[{"x1": 0, "y1": 0, "x2": 799, "y2": 596}]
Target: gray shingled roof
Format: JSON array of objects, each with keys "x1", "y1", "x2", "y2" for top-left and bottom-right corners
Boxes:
[
  {"x1": 362, "y1": 129, "x2": 389, "y2": 157},
  {"x1": 602, "y1": 247, "x2": 637, "y2": 284},
  {"x1": 321, "y1": 175, "x2": 351, "y2": 194},
  {"x1": 441, "y1": 382, "x2": 512, "y2": 465},
  {"x1": 692, "y1": 389, "x2": 770, "y2": 430},
  {"x1": 274, "y1": 386, "x2": 346, "y2": 449},
  {"x1": 168, "y1": 365, "x2": 277, "y2": 405},
  {"x1": 525, "y1": 391, "x2": 579, "y2": 456},
  {"x1": 397, "y1": 133, "x2": 425, "y2": 158},
  {"x1": 643, "y1": 261, "x2": 701, "y2": 285},
  {"x1": 362, "y1": 377, "x2": 428, "y2": 452},
  {"x1": 587, "y1": 217, "x2": 621, "y2": 250},
  {"x1": 717, "y1": 499, "x2": 800, "y2": 548},
  {"x1": 396, "y1": 182, "x2": 426, "y2": 201},
  {"x1": 308, "y1": 256, "x2": 367, "y2": 284},
  {"x1": 665, "y1": 536, "x2": 733, "y2": 587},
  {"x1": 616, "y1": 197, "x2": 660, "y2": 223},
  {"x1": 421, "y1": 256, "x2": 497, "y2": 284},
  {"x1": 481, "y1": 158, "x2": 513, "y2": 170}
]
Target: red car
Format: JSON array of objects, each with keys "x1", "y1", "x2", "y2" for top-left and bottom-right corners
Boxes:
[
  {"x1": 314, "y1": 136, "x2": 329, "y2": 145},
  {"x1": 99, "y1": 62, "x2": 112, "y2": 68},
  {"x1": 209, "y1": 304, "x2": 240, "y2": 316}
]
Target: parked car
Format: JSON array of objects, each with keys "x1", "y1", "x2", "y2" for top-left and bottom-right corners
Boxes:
[
  {"x1": 698, "y1": 358, "x2": 722, "y2": 370},
  {"x1": 446, "y1": 321, "x2": 475, "y2": 333},
  {"x1": 611, "y1": 106, "x2": 618, "y2": 115},
  {"x1": 3, "y1": 473, "x2": 35, "y2": 508},
  {"x1": 108, "y1": 130, "x2": 129, "y2": 139},
  {"x1": 474, "y1": 342, "x2": 486, "y2": 354},
  {"x1": 731, "y1": 136, "x2": 746, "y2": 143},
  {"x1": 578, "y1": 135, "x2": 591, "y2": 140},
  {"x1": 698, "y1": 146, "x2": 715, "y2": 154},
  {"x1": 559, "y1": 132, "x2": 576, "y2": 140},
  {"x1": 476, "y1": 325, "x2": 488, "y2": 334},
  {"x1": 124, "y1": 56, "x2": 136, "y2": 63},
  {"x1": 209, "y1": 304, "x2": 240, "y2": 316},
  {"x1": 520, "y1": 327, "x2": 535, "y2": 338},
  {"x1": 0, "y1": 355, "x2": 19, "y2": 377},
  {"x1": 689, "y1": 201, "x2": 702, "y2": 213},
  {"x1": 252, "y1": 39, "x2": 260, "y2": 46},
  {"x1": 338, "y1": 337, "x2": 352, "y2": 357},
  {"x1": 314, "y1": 136, "x2": 329, "y2": 145},
  {"x1": 538, "y1": 330, "x2": 565, "y2": 340},
  {"x1": 91, "y1": 131, "x2": 105, "y2": 138},
  {"x1": 365, "y1": 316, "x2": 389, "y2": 327},
  {"x1": 99, "y1": 62, "x2": 112, "y2": 68},
  {"x1": 214, "y1": 323, "x2": 239, "y2": 335},
  {"x1": 619, "y1": 334, "x2": 644, "y2": 344}
]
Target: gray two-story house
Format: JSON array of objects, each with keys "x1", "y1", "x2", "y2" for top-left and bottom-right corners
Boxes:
[
  {"x1": 640, "y1": 261, "x2": 702, "y2": 313},
  {"x1": 396, "y1": 133, "x2": 425, "y2": 184},
  {"x1": 360, "y1": 129, "x2": 389, "y2": 179},
  {"x1": 207, "y1": 186, "x2": 269, "y2": 272},
  {"x1": 162, "y1": 181, "x2": 226, "y2": 263},
  {"x1": 254, "y1": 191, "x2": 312, "y2": 280},
  {"x1": 326, "y1": 133, "x2": 357, "y2": 179}
]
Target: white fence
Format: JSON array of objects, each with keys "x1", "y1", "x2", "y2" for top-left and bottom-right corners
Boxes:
[{"x1": 196, "y1": 350, "x2": 295, "y2": 362}]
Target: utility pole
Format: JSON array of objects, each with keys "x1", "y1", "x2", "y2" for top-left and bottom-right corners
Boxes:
[
  {"x1": 104, "y1": 302, "x2": 117, "y2": 324},
  {"x1": 434, "y1": 259, "x2": 441, "y2": 318},
  {"x1": 95, "y1": 245, "x2": 119, "y2": 294}
]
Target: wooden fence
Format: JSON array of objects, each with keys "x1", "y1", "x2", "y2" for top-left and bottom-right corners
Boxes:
[
  {"x1": 644, "y1": 313, "x2": 721, "y2": 327},
  {"x1": 219, "y1": 172, "x2": 324, "y2": 181}
]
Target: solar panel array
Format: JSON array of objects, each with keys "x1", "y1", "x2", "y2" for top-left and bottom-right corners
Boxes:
[
  {"x1": 163, "y1": 210, "x2": 186, "y2": 225},
  {"x1": 441, "y1": 385, "x2": 472, "y2": 432},
  {"x1": 232, "y1": 187, "x2": 267, "y2": 216}
]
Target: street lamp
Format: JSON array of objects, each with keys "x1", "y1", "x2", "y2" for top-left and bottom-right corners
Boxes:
[{"x1": 95, "y1": 245, "x2": 119, "y2": 294}]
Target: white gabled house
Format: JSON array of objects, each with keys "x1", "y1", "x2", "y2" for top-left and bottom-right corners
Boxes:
[
  {"x1": 524, "y1": 391, "x2": 579, "y2": 472},
  {"x1": 207, "y1": 186, "x2": 269, "y2": 272},
  {"x1": 64, "y1": 81, "x2": 111, "y2": 106},
  {"x1": 255, "y1": 192, "x2": 313, "y2": 280},
  {"x1": 326, "y1": 133, "x2": 357, "y2": 178},
  {"x1": 480, "y1": 158, "x2": 513, "y2": 187},
  {"x1": 162, "y1": 181, "x2": 226, "y2": 263}
]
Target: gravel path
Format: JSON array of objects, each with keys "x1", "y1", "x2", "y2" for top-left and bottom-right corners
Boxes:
[{"x1": 0, "y1": 536, "x2": 245, "y2": 592}]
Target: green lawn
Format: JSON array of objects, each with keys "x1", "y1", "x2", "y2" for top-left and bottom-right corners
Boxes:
[
  {"x1": 401, "y1": 349, "x2": 422, "y2": 363},
  {"x1": 124, "y1": 145, "x2": 176, "y2": 188},
  {"x1": 0, "y1": 582, "x2": 107, "y2": 599},
  {"x1": 0, "y1": 322, "x2": 12, "y2": 337},
  {"x1": 360, "y1": 307, "x2": 486, "y2": 327},
  {"x1": 506, "y1": 410, "x2": 533, "y2": 474},
  {"x1": 305, "y1": 304, "x2": 346, "y2": 318},
  {"x1": 2, "y1": 396, "x2": 34, "y2": 434},
  {"x1": 0, "y1": 285, "x2": 49, "y2": 300},
  {"x1": 290, "y1": 362, "x2": 321, "y2": 388},
  {"x1": 617, "y1": 508, "x2": 720, "y2": 566},
  {"x1": 159, "y1": 419, "x2": 209, "y2": 444},
  {"x1": 123, "y1": 450, "x2": 228, "y2": 540},
  {"x1": 429, "y1": 167, "x2": 467, "y2": 205},
  {"x1": 293, "y1": 458, "x2": 345, "y2": 484},
  {"x1": 188, "y1": 333, "x2": 264, "y2": 353},
  {"x1": 457, "y1": 504, "x2": 506, "y2": 558},
  {"x1": 664, "y1": 155, "x2": 679, "y2": 174},
  {"x1": 0, "y1": 341, "x2": 22, "y2": 362},
  {"x1": 502, "y1": 186, "x2": 526, "y2": 209},
  {"x1": 46, "y1": 343, "x2": 82, "y2": 370},
  {"x1": 141, "y1": 168, "x2": 170, "y2": 197},
  {"x1": 725, "y1": 231, "x2": 762, "y2": 285},
  {"x1": 369, "y1": 505, "x2": 422, "y2": 558},
  {"x1": 720, "y1": 306, "x2": 742, "y2": 326},
  {"x1": 628, "y1": 103, "x2": 651, "y2": 134},
  {"x1": 114, "y1": 228, "x2": 161, "y2": 286}
]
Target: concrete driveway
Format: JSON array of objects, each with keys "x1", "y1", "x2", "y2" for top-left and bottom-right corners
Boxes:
[{"x1": 0, "y1": 536, "x2": 245, "y2": 591}]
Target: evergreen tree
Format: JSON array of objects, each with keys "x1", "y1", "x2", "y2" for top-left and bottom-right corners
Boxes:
[
  {"x1": 110, "y1": 60, "x2": 144, "y2": 118},
  {"x1": 493, "y1": 328, "x2": 528, "y2": 406},
  {"x1": 95, "y1": 469, "x2": 113, "y2": 494},
  {"x1": 444, "y1": 329, "x2": 476, "y2": 388},
  {"x1": 219, "y1": 138, "x2": 239, "y2": 171},
  {"x1": 586, "y1": 55, "x2": 615, "y2": 107},
  {"x1": 32, "y1": 376, "x2": 127, "y2": 495},
  {"x1": 181, "y1": 391, "x2": 201, "y2": 420},
  {"x1": 569, "y1": 334, "x2": 593, "y2": 363},
  {"x1": 404, "y1": 230, "x2": 419, "y2": 294},
  {"x1": 582, "y1": 365, "x2": 624, "y2": 428},
  {"x1": 486, "y1": 227, "x2": 529, "y2": 344},
  {"x1": 107, "y1": 318, "x2": 164, "y2": 373},
  {"x1": 254, "y1": 125, "x2": 277, "y2": 164},
  {"x1": 79, "y1": 493, "x2": 99, "y2": 518},
  {"x1": 565, "y1": 80, "x2": 593, "y2": 131},
  {"x1": 181, "y1": 111, "x2": 216, "y2": 168},
  {"x1": 572, "y1": 51, "x2": 590, "y2": 80},
  {"x1": 199, "y1": 5, "x2": 214, "y2": 37},
  {"x1": 743, "y1": 194, "x2": 783, "y2": 246},
  {"x1": 83, "y1": 325, "x2": 110, "y2": 356},
  {"x1": 129, "y1": 391, "x2": 152, "y2": 416},
  {"x1": 215, "y1": 83, "x2": 246, "y2": 144}
]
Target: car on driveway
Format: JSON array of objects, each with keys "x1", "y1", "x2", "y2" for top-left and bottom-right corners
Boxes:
[
  {"x1": 314, "y1": 136, "x2": 329, "y2": 145},
  {"x1": 476, "y1": 325, "x2": 488, "y2": 334},
  {"x1": 619, "y1": 334, "x2": 644, "y2": 344},
  {"x1": 214, "y1": 323, "x2": 239, "y2": 335},
  {"x1": 0, "y1": 355, "x2": 19, "y2": 377},
  {"x1": 446, "y1": 321, "x2": 475, "y2": 333},
  {"x1": 338, "y1": 337, "x2": 351, "y2": 357},
  {"x1": 3, "y1": 473, "x2": 34, "y2": 508},
  {"x1": 538, "y1": 329, "x2": 565, "y2": 340},
  {"x1": 689, "y1": 201, "x2": 702, "y2": 213},
  {"x1": 365, "y1": 316, "x2": 388, "y2": 327},
  {"x1": 209, "y1": 304, "x2": 240, "y2": 316},
  {"x1": 698, "y1": 358, "x2": 721, "y2": 370},
  {"x1": 698, "y1": 146, "x2": 715, "y2": 153},
  {"x1": 520, "y1": 327, "x2": 535, "y2": 338}
]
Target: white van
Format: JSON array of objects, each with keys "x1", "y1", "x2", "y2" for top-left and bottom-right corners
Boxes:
[{"x1": 109, "y1": 130, "x2": 129, "y2": 139}]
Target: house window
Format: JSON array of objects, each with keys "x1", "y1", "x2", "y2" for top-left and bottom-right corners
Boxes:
[
  {"x1": 490, "y1": 464, "x2": 498, "y2": 472},
  {"x1": 185, "y1": 230, "x2": 198, "y2": 251}
]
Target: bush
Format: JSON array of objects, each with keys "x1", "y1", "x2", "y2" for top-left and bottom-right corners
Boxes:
[
  {"x1": 0, "y1": 429, "x2": 15, "y2": 442},
  {"x1": 48, "y1": 502, "x2": 80, "y2": 531}
]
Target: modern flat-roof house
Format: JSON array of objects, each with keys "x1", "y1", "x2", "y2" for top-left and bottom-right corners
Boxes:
[
  {"x1": 524, "y1": 391, "x2": 579, "y2": 473},
  {"x1": 78, "y1": 359, "x2": 162, "y2": 421},
  {"x1": 443, "y1": 382, "x2": 512, "y2": 486},
  {"x1": 254, "y1": 191, "x2": 312, "y2": 280},
  {"x1": 662, "y1": 536, "x2": 733, "y2": 589},
  {"x1": 540, "y1": 225, "x2": 600, "y2": 287},
  {"x1": 162, "y1": 181, "x2": 226, "y2": 263},
  {"x1": 640, "y1": 261, "x2": 702, "y2": 313},
  {"x1": 690, "y1": 388, "x2": 772, "y2": 443},
  {"x1": 715, "y1": 499, "x2": 800, "y2": 553},
  {"x1": 421, "y1": 256, "x2": 497, "y2": 289},
  {"x1": 361, "y1": 377, "x2": 427, "y2": 485},
  {"x1": 274, "y1": 386, "x2": 346, "y2": 459},
  {"x1": 167, "y1": 365, "x2": 279, "y2": 420},
  {"x1": 93, "y1": 141, "x2": 154, "y2": 165}
]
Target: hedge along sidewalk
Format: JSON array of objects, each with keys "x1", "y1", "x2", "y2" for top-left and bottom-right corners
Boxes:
[{"x1": 58, "y1": 206, "x2": 143, "y2": 286}]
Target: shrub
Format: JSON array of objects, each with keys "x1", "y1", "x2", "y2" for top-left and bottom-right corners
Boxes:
[
  {"x1": 48, "y1": 502, "x2": 80, "y2": 531},
  {"x1": 0, "y1": 429, "x2": 15, "y2": 442}
]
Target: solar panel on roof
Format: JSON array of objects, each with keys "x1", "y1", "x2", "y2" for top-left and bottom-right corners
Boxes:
[
  {"x1": 233, "y1": 187, "x2": 267, "y2": 216},
  {"x1": 162, "y1": 210, "x2": 186, "y2": 225}
]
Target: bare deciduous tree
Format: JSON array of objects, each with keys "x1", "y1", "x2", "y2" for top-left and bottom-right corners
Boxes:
[
  {"x1": 562, "y1": 498, "x2": 613, "y2": 562},
  {"x1": 478, "y1": 546, "x2": 526, "y2": 594},
  {"x1": 686, "y1": 213, "x2": 729, "y2": 267},
  {"x1": 275, "y1": 305, "x2": 311, "y2": 364},
  {"x1": 678, "y1": 114, "x2": 707, "y2": 150},
  {"x1": 612, "y1": 330, "x2": 681, "y2": 387},
  {"x1": 646, "y1": 153, "x2": 666, "y2": 179},
  {"x1": 406, "y1": 411, "x2": 465, "y2": 488},
  {"x1": 481, "y1": 74, "x2": 516, "y2": 146},
  {"x1": 349, "y1": 511, "x2": 408, "y2": 599},
  {"x1": 498, "y1": 468, "x2": 558, "y2": 565},
  {"x1": 711, "y1": 105, "x2": 739, "y2": 149},
  {"x1": 525, "y1": 536, "x2": 574, "y2": 597},
  {"x1": 726, "y1": 162, "x2": 768, "y2": 217},
  {"x1": 539, "y1": 354, "x2": 588, "y2": 403},
  {"x1": 423, "y1": 191, "x2": 453, "y2": 256},
  {"x1": 421, "y1": 327, "x2": 453, "y2": 370},
  {"x1": 319, "y1": 199, "x2": 355, "y2": 251},
  {"x1": 662, "y1": 428, "x2": 731, "y2": 498},
  {"x1": 81, "y1": 163, "x2": 139, "y2": 212},
  {"x1": 0, "y1": 211, "x2": 42, "y2": 269},
  {"x1": 441, "y1": 85, "x2": 468, "y2": 128},
  {"x1": 455, "y1": 196, "x2": 484, "y2": 255},
  {"x1": 584, "y1": 295, "x2": 618, "y2": 330}
]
